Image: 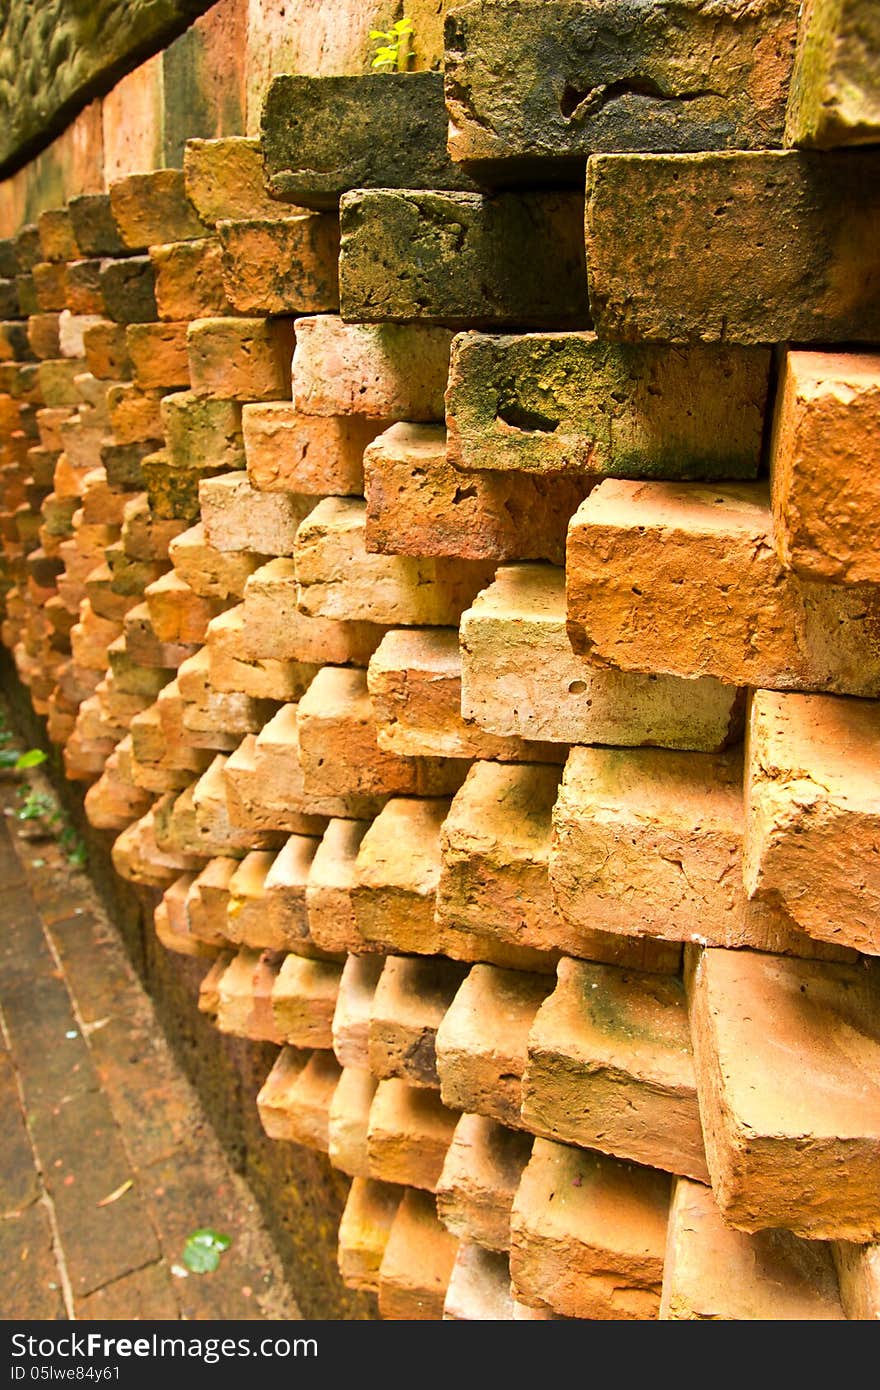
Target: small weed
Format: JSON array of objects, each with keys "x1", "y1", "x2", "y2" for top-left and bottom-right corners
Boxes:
[
  {"x1": 182, "y1": 1228, "x2": 232, "y2": 1274},
  {"x1": 370, "y1": 16, "x2": 413, "y2": 70},
  {"x1": 17, "y1": 788, "x2": 57, "y2": 823}
]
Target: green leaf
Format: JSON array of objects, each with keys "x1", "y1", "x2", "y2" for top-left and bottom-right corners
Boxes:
[
  {"x1": 16, "y1": 749, "x2": 47, "y2": 769},
  {"x1": 0, "y1": 749, "x2": 20, "y2": 767},
  {"x1": 182, "y1": 1228, "x2": 232, "y2": 1274},
  {"x1": 369, "y1": 28, "x2": 393, "y2": 39},
  {"x1": 393, "y1": 17, "x2": 413, "y2": 32}
]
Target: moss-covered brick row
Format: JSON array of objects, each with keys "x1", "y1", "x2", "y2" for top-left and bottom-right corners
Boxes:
[
  {"x1": 142, "y1": 448, "x2": 226, "y2": 522},
  {"x1": 161, "y1": 391, "x2": 244, "y2": 472},
  {"x1": 261, "y1": 71, "x2": 479, "y2": 211},
  {"x1": 37, "y1": 207, "x2": 79, "y2": 263},
  {"x1": 99, "y1": 257, "x2": 158, "y2": 324},
  {"x1": 0, "y1": 281, "x2": 20, "y2": 320},
  {"x1": 444, "y1": 0, "x2": 798, "y2": 185},
  {"x1": 68, "y1": 194, "x2": 128, "y2": 257},
  {"x1": 339, "y1": 189, "x2": 589, "y2": 330},
  {"x1": 13, "y1": 224, "x2": 41, "y2": 273},
  {"x1": 785, "y1": 0, "x2": 880, "y2": 148},
  {"x1": 445, "y1": 331, "x2": 770, "y2": 477},
  {"x1": 100, "y1": 439, "x2": 163, "y2": 491},
  {"x1": 585, "y1": 149, "x2": 880, "y2": 344},
  {"x1": 0, "y1": 239, "x2": 18, "y2": 279}
]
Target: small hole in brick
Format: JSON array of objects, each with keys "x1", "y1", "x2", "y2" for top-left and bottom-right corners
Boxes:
[{"x1": 568, "y1": 680, "x2": 587, "y2": 695}]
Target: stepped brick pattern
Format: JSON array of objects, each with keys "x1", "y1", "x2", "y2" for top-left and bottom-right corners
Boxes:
[{"x1": 1, "y1": 0, "x2": 879, "y2": 1321}]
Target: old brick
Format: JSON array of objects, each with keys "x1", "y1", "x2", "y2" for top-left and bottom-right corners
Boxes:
[
  {"x1": 444, "y1": 1242, "x2": 515, "y2": 1321},
  {"x1": 200, "y1": 472, "x2": 309, "y2": 555},
  {"x1": 296, "y1": 666, "x2": 417, "y2": 809},
  {"x1": 217, "y1": 216, "x2": 340, "y2": 316},
  {"x1": 106, "y1": 384, "x2": 164, "y2": 445},
  {"x1": 377, "y1": 1188, "x2": 458, "y2": 1320},
  {"x1": 332, "y1": 955, "x2": 384, "y2": 1071},
  {"x1": 785, "y1": 0, "x2": 880, "y2": 147},
  {"x1": 32, "y1": 262, "x2": 67, "y2": 312},
  {"x1": 241, "y1": 559, "x2": 383, "y2": 667},
  {"x1": 262, "y1": 72, "x2": 476, "y2": 209},
  {"x1": 367, "y1": 1078, "x2": 459, "y2": 1192},
  {"x1": 184, "y1": 136, "x2": 283, "y2": 224},
  {"x1": 436, "y1": 1113, "x2": 532, "y2": 1253},
  {"x1": 28, "y1": 313, "x2": 61, "y2": 361},
  {"x1": 446, "y1": 331, "x2": 769, "y2": 478},
  {"x1": 292, "y1": 316, "x2": 452, "y2": 421},
  {"x1": 264, "y1": 835, "x2": 324, "y2": 954},
  {"x1": 109, "y1": 170, "x2": 209, "y2": 252},
  {"x1": 585, "y1": 150, "x2": 880, "y2": 343},
  {"x1": 338, "y1": 1177, "x2": 403, "y2": 1294},
  {"x1": 329, "y1": 1068, "x2": 377, "y2": 1178},
  {"x1": 68, "y1": 195, "x2": 126, "y2": 258},
  {"x1": 351, "y1": 798, "x2": 449, "y2": 957},
  {"x1": 306, "y1": 819, "x2": 378, "y2": 958},
  {"x1": 271, "y1": 954, "x2": 341, "y2": 1049},
  {"x1": 687, "y1": 945, "x2": 880, "y2": 1240},
  {"x1": 188, "y1": 317, "x2": 297, "y2": 402},
  {"x1": 369, "y1": 955, "x2": 468, "y2": 1089},
  {"x1": 566, "y1": 479, "x2": 880, "y2": 696},
  {"x1": 83, "y1": 323, "x2": 132, "y2": 380},
  {"x1": 510, "y1": 1138, "x2": 670, "y2": 1320},
  {"x1": 833, "y1": 1242, "x2": 880, "y2": 1321},
  {"x1": 770, "y1": 350, "x2": 880, "y2": 584},
  {"x1": 149, "y1": 238, "x2": 233, "y2": 320},
  {"x1": 65, "y1": 260, "x2": 106, "y2": 316},
  {"x1": 99, "y1": 257, "x2": 157, "y2": 325},
  {"x1": 339, "y1": 189, "x2": 588, "y2": 328},
  {"x1": 169, "y1": 524, "x2": 265, "y2": 600},
  {"x1": 126, "y1": 322, "x2": 190, "y2": 391},
  {"x1": 243, "y1": 403, "x2": 384, "y2": 496}
]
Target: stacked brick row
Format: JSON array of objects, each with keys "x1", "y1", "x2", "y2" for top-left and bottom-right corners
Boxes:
[{"x1": 1, "y1": 0, "x2": 879, "y2": 1320}]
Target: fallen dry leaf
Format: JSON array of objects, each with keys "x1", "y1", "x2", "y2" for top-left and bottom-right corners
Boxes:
[{"x1": 96, "y1": 1178, "x2": 133, "y2": 1208}]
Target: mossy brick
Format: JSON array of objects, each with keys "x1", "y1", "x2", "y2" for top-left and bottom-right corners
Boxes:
[
  {"x1": 109, "y1": 169, "x2": 210, "y2": 252},
  {"x1": 444, "y1": 0, "x2": 797, "y2": 184},
  {"x1": 339, "y1": 189, "x2": 588, "y2": 329},
  {"x1": 786, "y1": 0, "x2": 880, "y2": 148},
  {"x1": 142, "y1": 448, "x2": 224, "y2": 522},
  {"x1": 100, "y1": 439, "x2": 162, "y2": 491},
  {"x1": 14, "y1": 224, "x2": 41, "y2": 273},
  {"x1": 261, "y1": 71, "x2": 478, "y2": 211},
  {"x1": 0, "y1": 238, "x2": 17, "y2": 278},
  {"x1": 187, "y1": 317, "x2": 298, "y2": 402},
  {"x1": 1, "y1": 321, "x2": 32, "y2": 361},
  {"x1": 15, "y1": 274, "x2": 38, "y2": 317},
  {"x1": 99, "y1": 257, "x2": 158, "y2": 324},
  {"x1": 161, "y1": 391, "x2": 243, "y2": 471},
  {"x1": 149, "y1": 237, "x2": 232, "y2": 321},
  {"x1": 65, "y1": 260, "x2": 107, "y2": 316},
  {"x1": 585, "y1": 149, "x2": 880, "y2": 344},
  {"x1": 37, "y1": 359, "x2": 82, "y2": 406},
  {"x1": 0, "y1": 280, "x2": 20, "y2": 319},
  {"x1": 446, "y1": 331, "x2": 770, "y2": 478},
  {"x1": 83, "y1": 322, "x2": 133, "y2": 380},
  {"x1": 184, "y1": 136, "x2": 282, "y2": 224},
  {"x1": 32, "y1": 262, "x2": 67, "y2": 312},
  {"x1": 217, "y1": 216, "x2": 340, "y2": 316},
  {"x1": 566, "y1": 478, "x2": 880, "y2": 696},
  {"x1": 37, "y1": 207, "x2": 80, "y2": 263},
  {"x1": 28, "y1": 311, "x2": 61, "y2": 360},
  {"x1": 67, "y1": 194, "x2": 127, "y2": 257}
]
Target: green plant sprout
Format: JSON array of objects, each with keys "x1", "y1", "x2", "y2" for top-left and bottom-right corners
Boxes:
[{"x1": 370, "y1": 16, "x2": 413, "y2": 71}]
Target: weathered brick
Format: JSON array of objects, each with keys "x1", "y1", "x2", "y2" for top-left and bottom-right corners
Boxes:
[
  {"x1": 294, "y1": 497, "x2": 494, "y2": 626},
  {"x1": 770, "y1": 350, "x2": 880, "y2": 584},
  {"x1": 199, "y1": 471, "x2": 310, "y2": 555},
  {"x1": 107, "y1": 384, "x2": 164, "y2": 445},
  {"x1": 367, "y1": 627, "x2": 559, "y2": 763},
  {"x1": 126, "y1": 321, "x2": 190, "y2": 391},
  {"x1": 585, "y1": 150, "x2": 880, "y2": 343},
  {"x1": 436, "y1": 1113, "x2": 532, "y2": 1253},
  {"x1": 99, "y1": 257, "x2": 157, "y2": 325},
  {"x1": 661, "y1": 1178, "x2": 844, "y2": 1320},
  {"x1": 217, "y1": 216, "x2": 340, "y2": 315},
  {"x1": 444, "y1": 1243, "x2": 515, "y2": 1321},
  {"x1": 369, "y1": 955, "x2": 468, "y2": 1089},
  {"x1": 207, "y1": 609, "x2": 317, "y2": 701},
  {"x1": 188, "y1": 317, "x2": 297, "y2": 402},
  {"x1": 566, "y1": 479, "x2": 880, "y2": 696},
  {"x1": 109, "y1": 170, "x2": 210, "y2": 252},
  {"x1": 219, "y1": 714, "x2": 326, "y2": 833},
  {"x1": 241, "y1": 559, "x2": 383, "y2": 667},
  {"x1": 339, "y1": 189, "x2": 588, "y2": 328},
  {"x1": 258, "y1": 1049, "x2": 340, "y2": 1149},
  {"x1": 785, "y1": 0, "x2": 880, "y2": 147},
  {"x1": 59, "y1": 312, "x2": 103, "y2": 360},
  {"x1": 444, "y1": 0, "x2": 796, "y2": 177},
  {"x1": 511, "y1": 1138, "x2": 670, "y2": 1320},
  {"x1": 65, "y1": 259, "x2": 106, "y2": 316},
  {"x1": 367, "y1": 1078, "x2": 459, "y2": 1192},
  {"x1": 833, "y1": 1242, "x2": 880, "y2": 1321},
  {"x1": 435, "y1": 964, "x2": 553, "y2": 1128},
  {"x1": 688, "y1": 945, "x2": 880, "y2": 1240},
  {"x1": 243, "y1": 403, "x2": 384, "y2": 496},
  {"x1": 351, "y1": 798, "x2": 449, "y2": 957},
  {"x1": 83, "y1": 322, "x2": 133, "y2": 380},
  {"x1": 262, "y1": 72, "x2": 476, "y2": 209},
  {"x1": 32, "y1": 261, "x2": 67, "y2": 312},
  {"x1": 332, "y1": 955, "x2": 384, "y2": 1071},
  {"x1": 446, "y1": 330, "x2": 769, "y2": 478},
  {"x1": 329, "y1": 1067, "x2": 377, "y2": 1179},
  {"x1": 271, "y1": 954, "x2": 341, "y2": 1048},
  {"x1": 461, "y1": 564, "x2": 742, "y2": 751},
  {"x1": 68, "y1": 194, "x2": 126, "y2": 258},
  {"x1": 306, "y1": 819, "x2": 378, "y2": 958},
  {"x1": 363, "y1": 423, "x2": 586, "y2": 563},
  {"x1": 264, "y1": 835, "x2": 325, "y2": 955},
  {"x1": 168, "y1": 523, "x2": 266, "y2": 600},
  {"x1": 255, "y1": 1047, "x2": 308, "y2": 1135},
  {"x1": 149, "y1": 238, "x2": 233, "y2": 320},
  {"x1": 27, "y1": 313, "x2": 61, "y2": 361},
  {"x1": 550, "y1": 743, "x2": 850, "y2": 959},
  {"x1": 292, "y1": 316, "x2": 453, "y2": 421},
  {"x1": 338, "y1": 1177, "x2": 403, "y2": 1294},
  {"x1": 377, "y1": 1188, "x2": 458, "y2": 1320},
  {"x1": 37, "y1": 360, "x2": 83, "y2": 407},
  {"x1": 184, "y1": 136, "x2": 282, "y2": 224},
  {"x1": 522, "y1": 957, "x2": 706, "y2": 1180},
  {"x1": 743, "y1": 689, "x2": 880, "y2": 956}
]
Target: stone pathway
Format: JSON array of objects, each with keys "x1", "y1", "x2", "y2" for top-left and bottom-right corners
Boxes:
[{"x1": 0, "y1": 772, "x2": 301, "y2": 1322}]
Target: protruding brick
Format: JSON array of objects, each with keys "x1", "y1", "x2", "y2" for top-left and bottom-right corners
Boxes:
[
  {"x1": 217, "y1": 215, "x2": 340, "y2": 316},
  {"x1": 328, "y1": 1068, "x2": 377, "y2": 1178},
  {"x1": 241, "y1": 560, "x2": 383, "y2": 666},
  {"x1": 770, "y1": 350, "x2": 880, "y2": 584},
  {"x1": 168, "y1": 523, "x2": 266, "y2": 600},
  {"x1": 294, "y1": 497, "x2": 493, "y2": 626},
  {"x1": 216, "y1": 948, "x2": 283, "y2": 1042},
  {"x1": 263, "y1": 834, "x2": 323, "y2": 953},
  {"x1": 436, "y1": 1113, "x2": 532, "y2": 1253},
  {"x1": 296, "y1": 666, "x2": 418, "y2": 809},
  {"x1": 833, "y1": 1242, "x2": 880, "y2": 1321},
  {"x1": 243, "y1": 403, "x2": 384, "y2": 496},
  {"x1": 208, "y1": 609, "x2": 317, "y2": 701},
  {"x1": 109, "y1": 170, "x2": 209, "y2": 252},
  {"x1": 272, "y1": 954, "x2": 342, "y2": 1049},
  {"x1": 367, "y1": 627, "x2": 559, "y2": 764},
  {"x1": 435, "y1": 964, "x2": 553, "y2": 1128},
  {"x1": 443, "y1": 1243, "x2": 515, "y2": 1321},
  {"x1": 200, "y1": 471, "x2": 310, "y2": 555},
  {"x1": 785, "y1": 0, "x2": 880, "y2": 147},
  {"x1": 339, "y1": 189, "x2": 588, "y2": 328},
  {"x1": 332, "y1": 955, "x2": 385, "y2": 1071},
  {"x1": 257, "y1": 1048, "x2": 340, "y2": 1149},
  {"x1": 99, "y1": 257, "x2": 157, "y2": 325},
  {"x1": 306, "y1": 819, "x2": 378, "y2": 957},
  {"x1": 262, "y1": 72, "x2": 476, "y2": 209},
  {"x1": 188, "y1": 317, "x2": 297, "y2": 402},
  {"x1": 378, "y1": 1187, "x2": 458, "y2": 1320},
  {"x1": 661, "y1": 1178, "x2": 844, "y2": 1321},
  {"x1": 445, "y1": 0, "x2": 796, "y2": 177},
  {"x1": 369, "y1": 955, "x2": 468, "y2": 1089},
  {"x1": 83, "y1": 322, "x2": 132, "y2": 380},
  {"x1": 566, "y1": 479, "x2": 880, "y2": 696},
  {"x1": 291, "y1": 315, "x2": 453, "y2": 421},
  {"x1": 68, "y1": 194, "x2": 126, "y2": 258},
  {"x1": 510, "y1": 1138, "x2": 670, "y2": 1320},
  {"x1": 585, "y1": 150, "x2": 880, "y2": 344},
  {"x1": 149, "y1": 238, "x2": 232, "y2": 320},
  {"x1": 338, "y1": 1177, "x2": 403, "y2": 1294},
  {"x1": 367, "y1": 1078, "x2": 459, "y2": 1192},
  {"x1": 744, "y1": 689, "x2": 880, "y2": 956},
  {"x1": 126, "y1": 321, "x2": 190, "y2": 391},
  {"x1": 522, "y1": 957, "x2": 707, "y2": 1180},
  {"x1": 688, "y1": 946, "x2": 880, "y2": 1240},
  {"x1": 184, "y1": 136, "x2": 283, "y2": 224},
  {"x1": 363, "y1": 423, "x2": 587, "y2": 563}
]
